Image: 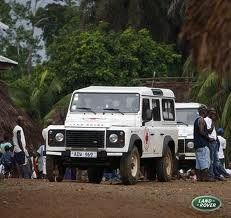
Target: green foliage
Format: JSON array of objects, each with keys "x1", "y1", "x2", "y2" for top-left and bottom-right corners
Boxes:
[
  {"x1": 193, "y1": 72, "x2": 231, "y2": 139},
  {"x1": 0, "y1": 0, "x2": 43, "y2": 79},
  {"x1": 9, "y1": 68, "x2": 63, "y2": 119},
  {"x1": 221, "y1": 93, "x2": 231, "y2": 137},
  {"x1": 44, "y1": 94, "x2": 71, "y2": 123},
  {"x1": 48, "y1": 27, "x2": 181, "y2": 93},
  {"x1": 34, "y1": 3, "x2": 80, "y2": 46},
  {"x1": 79, "y1": 0, "x2": 177, "y2": 42}
]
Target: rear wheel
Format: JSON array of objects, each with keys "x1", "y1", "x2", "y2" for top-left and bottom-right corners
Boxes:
[
  {"x1": 87, "y1": 167, "x2": 104, "y2": 184},
  {"x1": 120, "y1": 146, "x2": 140, "y2": 185},
  {"x1": 156, "y1": 146, "x2": 173, "y2": 182}
]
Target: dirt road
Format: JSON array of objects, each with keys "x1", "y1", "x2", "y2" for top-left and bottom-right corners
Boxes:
[{"x1": 0, "y1": 179, "x2": 230, "y2": 218}]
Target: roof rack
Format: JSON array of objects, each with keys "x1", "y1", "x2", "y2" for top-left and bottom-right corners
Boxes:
[{"x1": 151, "y1": 89, "x2": 163, "y2": 96}]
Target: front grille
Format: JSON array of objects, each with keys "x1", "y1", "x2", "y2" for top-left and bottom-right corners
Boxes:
[
  {"x1": 66, "y1": 130, "x2": 105, "y2": 148},
  {"x1": 178, "y1": 139, "x2": 185, "y2": 153}
]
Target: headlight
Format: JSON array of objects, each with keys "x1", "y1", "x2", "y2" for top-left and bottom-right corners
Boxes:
[
  {"x1": 187, "y1": 141, "x2": 194, "y2": 149},
  {"x1": 55, "y1": 133, "x2": 64, "y2": 142},
  {"x1": 109, "y1": 134, "x2": 118, "y2": 143}
]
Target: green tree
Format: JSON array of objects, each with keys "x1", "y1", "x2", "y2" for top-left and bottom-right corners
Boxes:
[
  {"x1": 10, "y1": 67, "x2": 62, "y2": 119},
  {"x1": 34, "y1": 2, "x2": 80, "y2": 47},
  {"x1": 80, "y1": 0, "x2": 178, "y2": 42},
  {"x1": 0, "y1": 0, "x2": 46, "y2": 79},
  {"x1": 48, "y1": 27, "x2": 181, "y2": 93}
]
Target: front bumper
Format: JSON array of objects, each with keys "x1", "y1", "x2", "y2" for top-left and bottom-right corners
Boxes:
[
  {"x1": 46, "y1": 150, "x2": 123, "y2": 157},
  {"x1": 46, "y1": 150, "x2": 122, "y2": 168},
  {"x1": 179, "y1": 153, "x2": 195, "y2": 160}
]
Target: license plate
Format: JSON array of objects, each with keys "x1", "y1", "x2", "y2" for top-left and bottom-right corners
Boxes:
[{"x1": 70, "y1": 151, "x2": 97, "y2": 158}]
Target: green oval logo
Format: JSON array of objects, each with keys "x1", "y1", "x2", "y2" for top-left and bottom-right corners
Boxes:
[{"x1": 192, "y1": 196, "x2": 222, "y2": 212}]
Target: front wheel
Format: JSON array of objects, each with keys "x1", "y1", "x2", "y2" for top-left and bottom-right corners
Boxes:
[
  {"x1": 120, "y1": 146, "x2": 140, "y2": 185},
  {"x1": 46, "y1": 156, "x2": 55, "y2": 182},
  {"x1": 87, "y1": 167, "x2": 104, "y2": 184},
  {"x1": 156, "y1": 146, "x2": 173, "y2": 182}
]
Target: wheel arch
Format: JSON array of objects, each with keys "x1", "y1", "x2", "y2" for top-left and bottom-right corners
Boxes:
[
  {"x1": 163, "y1": 135, "x2": 175, "y2": 158},
  {"x1": 128, "y1": 134, "x2": 142, "y2": 157}
]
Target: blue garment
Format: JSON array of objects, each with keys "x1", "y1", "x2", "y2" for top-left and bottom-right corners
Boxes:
[
  {"x1": 195, "y1": 146, "x2": 210, "y2": 170},
  {"x1": 194, "y1": 117, "x2": 209, "y2": 149},
  {"x1": 208, "y1": 142, "x2": 229, "y2": 178},
  {"x1": 1, "y1": 151, "x2": 14, "y2": 174},
  {"x1": 104, "y1": 169, "x2": 119, "y2": 181},
  {"x1": 1, "y1": 151, "x2": 13, "y2": 165}
]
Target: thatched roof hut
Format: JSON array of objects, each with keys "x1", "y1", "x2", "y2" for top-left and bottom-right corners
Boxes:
[{"x1": 0, "y1": 55, "x2": 18, "y2": 70}]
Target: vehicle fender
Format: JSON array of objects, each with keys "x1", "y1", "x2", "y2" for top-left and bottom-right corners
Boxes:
[
  {"x1": 128, "y1": 134, "x2": 142, "y2": 153},
  {"x1": 162, "y1": 135, "x2": 175, "y2": 156}
]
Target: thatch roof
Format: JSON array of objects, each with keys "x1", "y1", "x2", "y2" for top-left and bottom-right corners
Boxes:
[
  {"x1": 0, "y1": 80, "x2": 43, "y2": 149},
  {"x1": 0, "y1": 55, "x2": 18, "y2": 70},
  {"x1": 182, "y1": 0, "x2": 231, "y2": 78}
]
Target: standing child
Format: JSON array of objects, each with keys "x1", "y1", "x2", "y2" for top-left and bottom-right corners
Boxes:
[
  {"x1": 217, "y1": 128, "x2": 226, "y2": 166},
  {"x1": 1, "y1": 146, "x2": 14, "y2": 178},
  {"x1": 36, "y1": 144, "x2": 45, "y2": 179}
]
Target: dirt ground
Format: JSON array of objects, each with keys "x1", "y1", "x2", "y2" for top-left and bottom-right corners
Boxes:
[{"x1": 0, "y1": 179, "x2": 231, "y2": 218}]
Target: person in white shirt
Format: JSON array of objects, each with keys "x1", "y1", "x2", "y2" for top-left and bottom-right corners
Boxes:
[
  {"x1": 13, "y1": 116, "x2": 31, "y2": 179},
  {"x1": 217, "y1": 128, "x2": 226, "y2": 166}
]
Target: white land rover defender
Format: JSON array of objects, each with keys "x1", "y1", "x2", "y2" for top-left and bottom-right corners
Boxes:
[
  {"x1": 45, "y1": 86, "x2": 178, "y2": 185},
  {"x1": 176, "y1": 103, "x2": 201, "y2": 169}
]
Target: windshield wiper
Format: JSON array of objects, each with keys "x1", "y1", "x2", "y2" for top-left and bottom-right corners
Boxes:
[
  {"x1": 177, "y1": 121, "x2": 188, "y2": 126},
  {"x1": 76, "y1": 107, "x2": 96, "y2": 114},
  {"x1": 103, "y1": 108, "x2": 124, "y2": 115}
]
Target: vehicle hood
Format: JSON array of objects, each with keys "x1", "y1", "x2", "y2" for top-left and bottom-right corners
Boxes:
[
  {"x1": 65, "y1": 113, "x2": 139, "y2": 128},
  {"x1": 177, "y1": 125, "x2": 194, "y2": 138}
]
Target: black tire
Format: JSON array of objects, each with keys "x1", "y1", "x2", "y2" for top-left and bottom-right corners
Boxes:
[
  {"x1": 146, "y1": 165, "x2": 157, "y2": 181},
  {"x1": 87, "y1": 167, "x2": 103, "y2": 184},
  {"x1": 56, "y1": 163, "x2": 66, "y2": 182},
  {"x1": 156, "y1": 146, "x2": 173, "y2": 182},
  {"x1": 120, "y1": 146, "x2": 140, "y2": 185},
  {"x1": 46, "y1": 156, "x2": 55, "y2": 182}
]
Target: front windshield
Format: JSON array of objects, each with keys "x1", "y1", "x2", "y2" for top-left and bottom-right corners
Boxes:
[
  {"x1": 70, "y1": 93, "x2": 140, "y2": 113},
  {"x1": 176, "y1": 108, "x2": 199, "y2": 125}
]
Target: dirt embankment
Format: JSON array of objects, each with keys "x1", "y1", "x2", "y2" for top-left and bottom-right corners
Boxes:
[
  {"x1": 0, "y1": 179, "x2": 231, "y2": 218},
  {"x1": 0, "y1": 80, "x2": 43, "y2": 148}
]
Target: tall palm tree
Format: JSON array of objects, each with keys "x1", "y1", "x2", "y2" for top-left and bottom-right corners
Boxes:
[{"x1": 182, "y1": 0, "x2": 231, "y2": 78}]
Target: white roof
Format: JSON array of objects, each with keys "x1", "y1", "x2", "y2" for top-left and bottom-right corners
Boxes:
[
  {"x1": 176, "y1": 102, "x2": 201, "y2": 109},
  {"x1": 75, "y1": 86, "x2": 175, "y2": 98},
  {"x1": 0, "y1": 55, "x2": 18, "y2": 65}
]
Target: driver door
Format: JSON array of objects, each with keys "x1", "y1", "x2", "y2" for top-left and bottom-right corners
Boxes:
[{"x1": 142, "y1": 98, "x2": 153, "y2": 154}]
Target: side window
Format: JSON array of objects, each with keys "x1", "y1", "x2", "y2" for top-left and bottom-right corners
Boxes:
[
  {"x1": 142, "y1": 98, "x2": 150, "y2": 120},
  {"x1": 162, "y1": 99, "x2": 175, "y2": 121},
  {"x1": 152, "y1": 99, "x2": 161, "y2": 121}
]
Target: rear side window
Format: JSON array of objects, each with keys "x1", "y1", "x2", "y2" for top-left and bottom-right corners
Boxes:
[
  {"x1": 152, "y1": 99, "x2": 161, "y2": 121},
  {"x1": 142, "y1": 99, "x2": 150, "y2": 120},
  {"x1": 162, "y1": 99, "x2": 175, "y2": 121}
]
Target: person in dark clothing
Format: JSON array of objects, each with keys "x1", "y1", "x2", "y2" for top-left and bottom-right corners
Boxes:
[
  {"x1": 1, "y1": 146, "x2": 14, "y2": 178},
  {"x1": 194, "y1": 105, "x2": 215, "y2": 182}
]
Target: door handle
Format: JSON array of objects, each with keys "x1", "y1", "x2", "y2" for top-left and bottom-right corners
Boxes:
[
  {"x1": 160, "y1": 133, "x2": 164, "y2": 136},
  {"x1": 150, "y1": 133, "x2": 155, "y2": 136}
]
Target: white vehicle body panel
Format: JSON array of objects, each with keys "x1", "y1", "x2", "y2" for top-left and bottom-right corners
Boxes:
[{"x1": 46, "y1": 86, "x2": 178, "y2": 161}]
